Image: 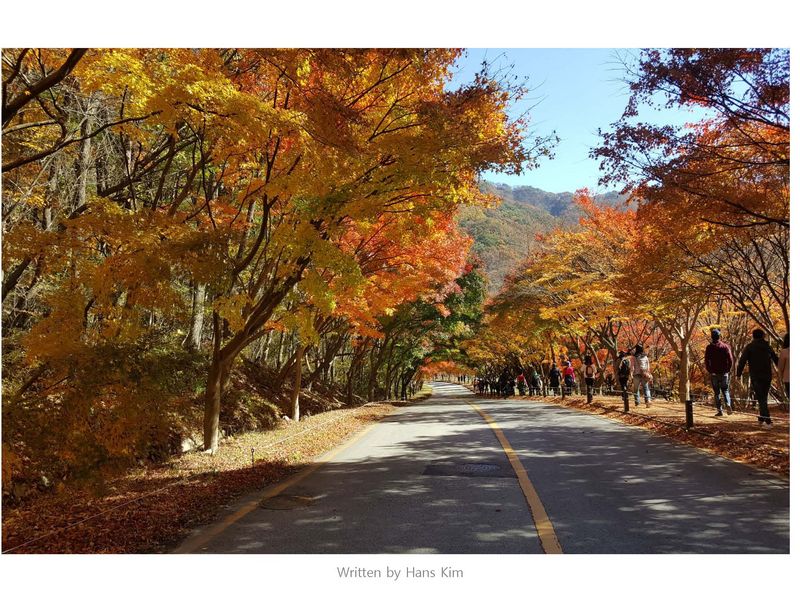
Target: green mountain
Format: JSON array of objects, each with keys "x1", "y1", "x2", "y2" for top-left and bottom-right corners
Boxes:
[
  {"x1": 481, "y1": 181, "x2": 626, "y2": 222},
  {"x1": 457, "y1": 182, "x2": 624, "y2": 293}
]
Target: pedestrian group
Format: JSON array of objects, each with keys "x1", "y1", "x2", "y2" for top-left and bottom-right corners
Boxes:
[{"x1": 472, "y1": 328, "x2": 788, "y2": 428}]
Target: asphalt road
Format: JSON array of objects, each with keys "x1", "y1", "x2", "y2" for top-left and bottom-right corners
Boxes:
[{"x1": 178, "y1": 382, "x2": 789, "y2": 553}]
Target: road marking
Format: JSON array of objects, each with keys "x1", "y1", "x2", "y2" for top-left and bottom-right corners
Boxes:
[
  {"x1": 467, "y1": 400, "x2": 564, "y2": 554},
  {"x1": 175, "y1": 417, "x2": 386, "y2": 553}
]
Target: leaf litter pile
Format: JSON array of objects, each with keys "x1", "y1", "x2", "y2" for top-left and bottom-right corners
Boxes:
[
  {"x1": 2, "y1": 402, "x2": 398, "y2": 554},
  {"x1": 528, "y1": 393, "x2": 788, "y2": 477}
]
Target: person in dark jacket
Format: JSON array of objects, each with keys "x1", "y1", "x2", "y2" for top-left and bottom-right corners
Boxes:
[
  {"x1": 582, "y1": 354, "x2": 597, "y2": 404},
  {"x1": 704, "y1": 328, "x2": 734, "y2": 416},
  {"x1": 736, "y1": 329, "x2": 779, "y2": 427},
  {"x1": 548, "y1": 364, "x2": 561, "y2": 396},
  {"x1": 499, "y1": 369, "x2": 512, "y2": 398},
  {"x1": 604, "y1": 372, "x2": 614, "y2": 394},
  {"x1": 617, "y1": 350, "x2": 631, "y2": 405}
]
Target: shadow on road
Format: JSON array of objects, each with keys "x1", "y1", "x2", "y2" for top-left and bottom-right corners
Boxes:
[{"x1": 192, "y1": 383, "x2": 788, "y2": 553}]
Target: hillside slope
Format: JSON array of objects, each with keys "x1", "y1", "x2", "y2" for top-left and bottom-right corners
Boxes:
[
  {"x1": 457, "y1": 200, "x2": 556, "y2": 293},
  {"x1": 457, "y1": 182, "x2": 623, "y2": 293}
]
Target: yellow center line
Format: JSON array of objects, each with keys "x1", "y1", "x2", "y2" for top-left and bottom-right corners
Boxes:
[
  {"x1": 467, "y1": 400, "x2": 563, "y2": 554},
  {"x1": 175, "y1": 418, "x2": 385, "y2": 553}
]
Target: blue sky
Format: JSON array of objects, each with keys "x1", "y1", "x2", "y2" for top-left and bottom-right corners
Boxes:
[{"x1": 450, "y1": 49, "x2": 706, "y2": 194}]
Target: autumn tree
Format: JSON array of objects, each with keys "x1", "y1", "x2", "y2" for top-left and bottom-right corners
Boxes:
[
  {"x1": 3, "y1": 46, "x2": 554, "y2": 487},
  {"x1": 592, "y1": 48, "x2": 789, "y2": 344},
  {"x1": 189, "y1": 49, "x2": 543, "y2": 451},
  {"x1": 594, "y1": 48, "x2": 788, "y2": 229}
]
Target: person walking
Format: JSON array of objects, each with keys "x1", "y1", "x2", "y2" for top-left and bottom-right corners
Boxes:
[
  {"x1": 704, "y1": 328, "x2": 734, "y2": 416},
  {"x1": 562, "y1": 361, "x2": 576, "y2": 397},
  {"x1": 631, "y1": 345, "x2": 652, "y2": 408},
  {"x1": 736, "y1": 329, "x2": 779, "y2": 428},
  {"x1": 530, "y1": 370, "x2": 542, "y2": 396},
  {"x1": 582, "y1": 354, "x2": 597, "y2": 403},
  {"x1": 777, "y1": 333, "x2": 789, "y2": 399},
  {"x1": 548, "y1": 363, "x2": 561, "y2": 396},
  {"x1": 604, "y1": 372, "x2": 614, "y2": 394},
  {"x1": 499, "y1": 369, "x2": 512, "y2": 398},
  {"x1": 617, "y1": 351, "x2": 631, "y2": 405},
  {"x1": 516, "y1": 372, "x2": 528, "y2": 397}
]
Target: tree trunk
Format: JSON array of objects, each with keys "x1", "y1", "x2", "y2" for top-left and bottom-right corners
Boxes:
[
  {"x1": 367, "y1": 345, "x2": 380, "y2": 403},
  {"x1": 382, "y1": 342, "x2": 396, "y2": 401},
  {"x1": 277, "y1": 336, "x2": 299, "y2": 386},
  {"x1": 184, "y1": 282, "x2": 205, "y2": 352},
  {"x1": 260, "y1": 329, "x2": 273, "y2": 363},
  {"x1": 124, "y1": 139, "x2": 137, "y2": 210},
  {"x1": 203, "y1": 351, "x2": 233, "y2": 453},
  {"x1": 198, "y1": 253, "x2": 309, "y2": 452},
  {"x1": 345, "y1": 344, "x2": 367, "y2": 404},
  {"x1": 2, "y1": 256, "x2": 33, "y2": 303},
  {"x1": 276, "y1": 330, "x2": 285, "y2": 369},
  {"x1": 367, "y1": 339, "x2": 391, "y2": 402},
  {"x1": 235, "y1": 199, "x2": 259, "y2": 261},
  {"x1": 291, "y1": 344, "x2": 304, "y2": 421},
  {"x1": 74, "y1": 95, "x2": 96, "y2": 209},
  {"x1": 308, "y1": 333, "x2": 345, "y2": 388},
  {"x1": 677, "y1": 345, "x2": 691, "y2": 404}
]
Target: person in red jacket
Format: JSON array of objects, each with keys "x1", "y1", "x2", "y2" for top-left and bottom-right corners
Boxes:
[{"x1": 704, "y1": 328, "x2": 734, "y2": 416}]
